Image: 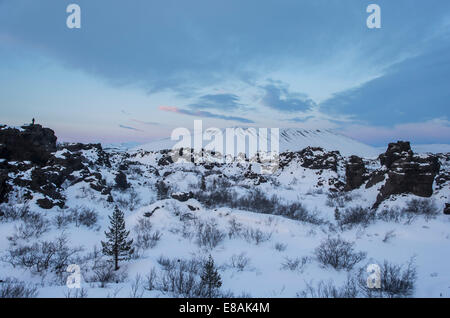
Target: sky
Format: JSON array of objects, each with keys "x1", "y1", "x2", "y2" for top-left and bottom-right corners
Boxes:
[{"x1": 0, "y1": 0, "x2": 449, "y2": 146}]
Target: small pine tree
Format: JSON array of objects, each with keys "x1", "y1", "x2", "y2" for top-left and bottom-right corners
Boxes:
[
  {"x1": 200, "y1": 255, "x2": 222, "y2": 298},
  {"x1": 101, "y1": 206, "x2": 134, "y2": 270}
]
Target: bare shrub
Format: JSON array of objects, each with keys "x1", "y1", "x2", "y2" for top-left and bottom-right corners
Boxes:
[
  {"x1": 382, "y1": 230, "x2": 396, "y2": 243},
  {"x1": 229, "y1": 253, "x2": 251, "y2": 271},
  {"x1": 144, "y1": 267, "x2": 158, "y2": 291},
  {"x1": 377, "y1": 199, "x2": 439, "y2": 224},
  {"x1": 56, "y1": 206, "x2": 98, "y2": 229},
  {"x1": 115, "y1": 189, "x2": 141, "y2": 211},
  {"x1": 156, "y1": 257, "x2": 204, "y2": 297},
  {"x1": 129, "y1": 274, "x2": 144, "y2": 298},
  {"x1": 377, "y1": 207, "x2": 402, "y2": 223},
  {"x1": 227, "y1": 218, "x2": 243, "y2": 239},
  {"x1": 338, "y1": 206, "x2": 375, "y2": 229},
  {"x1": 64, "y1": 288, "x2": 88, "y2": 298},
  {"x1": 0, "y1": 278, "x2": 38, "y2": 298},
  {"x1": 196, "y1": 188, "x2": 323, "y2": 225},
  {"x1": 403, "y1": 198, "x2": 439, "y2": 222},
  {"x1": 326, "y1": 192, "x2": 354, "y2": 208},
  {"x1": 77, "y1": 208, "x2": 98, "y2": 228},
  {"x1": 281, "y1": 256, "x2": 311, "y2": 273},
  {"x1": 8, "y1": 213, "x2": 50, "y2": 242},
  {"x1": 195, "y1": 219, "x2": 225, "y2": 249},
  {"x1": 133, "y1": 218, "x2": 162, "y2": 255},
  {"x1": 3, "y1": 234, "x2": 84, "y2": 276},
  {"x1": 315, "y1": 236, "x2": 366, "y2": 271},
  {"x1": 298, "y1": 276, "x2": 359, "y2": 298},
  {"x1": 0, "y1": 204, "x2": 31, "y2": 221},
  {"x1": 358, "y1": 258, "x2": 417, "y2": 298},
  {"x1": 241, "y1": 227, "x2": 272, "y2": 245},
  {"x1": 274, "y1": 242, "x2": 287, "y2": 252}
]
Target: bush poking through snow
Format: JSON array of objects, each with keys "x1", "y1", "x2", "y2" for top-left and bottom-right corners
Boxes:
[
  {"x1": 0, "y1": 204, "x2": 31, "y2": 221},
  {"x1": 281, "y1": 256, "x2": 311, "y2": 273},
  {"x1": 54, "y1": 206, "x2": 98, "y2": 229},
  {"x1": 241, "y1": 227, "x2": 272, "y2": 245},
  {"x1": 274, "y1": 242, "x2": 287, "y2": 252},
  {"x1": 195, "y1": 219, "x2": 225, "y2": 249},
  {"x1": 229, "y1": 253, "x2": 251, "y2": 272},
  {"x1": 298, "y1": 276, "x2": 359, "y2": 298},
  {"x1": 133, "y1": 218, "x2": 162, "y2": 256},
  {"x1": 358, "y1": 258, "x2": 417, "y2": 298},
  {"x1": 8, "y1": 213, "x2": 50, "y2": 242},
  {"x1": 0, "y1": 278, "x2": 38, "y2": 298},
  {"x1": 403, "y1": 198, "x2": 439, "y2": 222},
  {"x1": 382, "y1": 230, "x2": 396, "y2": 243},
  {"x1": 3, "y1": 234, "x2": 83, "y2": 276},
  {"x1": 315, "y1": 236, "x2": 367, "y2": 271},
  {"x1": 377, "y1": 199, "x2": 439, "y2": 224},
  {"x1": 326, "y1": 192, "x2": 354, "y2": 208},
  {"x1": 195, "y1": 188, "x2": 324, "y2": 224},
  {"x1": 338, "y1": 206, "x2": 375, "y2": 229}
]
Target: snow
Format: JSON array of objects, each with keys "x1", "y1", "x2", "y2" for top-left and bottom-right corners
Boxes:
[
  {"x1": 134, "y1": 128, "x2": 380, "y2": 158},
  {"x1": 0, "y1": 139, "x2": 449, "y2": 298}
]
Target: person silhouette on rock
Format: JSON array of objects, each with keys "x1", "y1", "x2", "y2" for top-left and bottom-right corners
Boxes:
[{"x1": 31, "y1": 118, "x2": 35, "y2": 126}]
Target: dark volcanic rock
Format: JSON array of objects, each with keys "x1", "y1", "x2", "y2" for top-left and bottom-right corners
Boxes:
[
  {"x1": 279, "y1": 147, "x2": 340, "y2": 172},
  {"x1": 171, "y1": 191, "x2": 194, "y2": 202},
  {"x1": 379, "y1": 141, "x2": 413, "y2": 169},
  {"x1": 375, "y1": 142, "x2": 440, "y2": 206},
  {"x1": 0, "y1": 124, "x2": 57, "y2": 165},
  {"x1": 365, "y1": 171, "x2": 385, "y2": 189},
  {"x1": 299, "y1": 147, "x2": 340, "y2": 172},
  {"x1": 345, "y1": 156, "x2": 367, "y2": 191},
  {"x1": 37, "y1": 198, "x2": 53, "y2": 209},
  {"x1": 444, "y1": 204, "x2": 450, "y2": 215},
  {"x1": 0, "y1": 169, "x2": 10, "y2": 203}
]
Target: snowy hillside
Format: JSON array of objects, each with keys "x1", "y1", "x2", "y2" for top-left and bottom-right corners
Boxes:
[
  {"x1": 0, "y1": 124, "x2": 449, "y2": 298},
  {"x1": 134, "y1": 128, "x2": 380, "y2": 158}
]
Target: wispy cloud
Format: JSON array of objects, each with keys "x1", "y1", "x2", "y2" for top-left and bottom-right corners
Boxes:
[
  {"x1": 261, "y1": 83, "x2": 316, "y2": 112},
  {"x1": 189, "y1": 93, "x2": 243, "y2": 110},
  {"x1": 131, "y1": 119, "x2": 159, "y2": 126},
  {"x1": 119, "y1": 124, "x2": 142, "y2": 132},
  {"x1": 158, "y1": 106, "x2": 254, "y2": 123}
]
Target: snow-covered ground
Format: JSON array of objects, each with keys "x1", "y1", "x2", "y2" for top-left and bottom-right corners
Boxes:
[{"x1": 0, "y1": 144, "x2": 449, "y2": 298}]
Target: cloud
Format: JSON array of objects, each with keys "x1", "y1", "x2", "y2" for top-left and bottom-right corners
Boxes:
[
  {"x1": 119, "y1": 124, "x2": 142, "y2": 132},
  {"x1": 158, "y1": 106, "x2": 254, "y2": 123},
  {"x1": 2, "y1": 1, "x2": 448, "y2": 95},
  {"x1": 339, "y1": 118, "x2": 450, "y2": 145},
  {"x1": 189, "y1": 93, "x2": 243, "y2": 110},
  {"x1": 260, "y1": 83, "x2": 316, "y2": 112},
  {"x1": 131, "y1": 119, "x2": 160, "y2": 126},
  {"x1": 320, "y1": 42, "x2": 450, "y2": 126}
]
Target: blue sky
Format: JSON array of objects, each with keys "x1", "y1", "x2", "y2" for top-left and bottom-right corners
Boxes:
[{"x1": 0, "y1": 0, "x2": 449, "y2": 145}]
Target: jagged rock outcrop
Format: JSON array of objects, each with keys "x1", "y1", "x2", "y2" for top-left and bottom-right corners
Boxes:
[
  {"x1": 279, "y1": 147, "x2": 340, "y2": 172},
  {"x1": 375, "y1": 141, "x2": 440, "y2": 206},
  {"x1": 0, "y1": 168, "x2": 9, "y2": 203},
  {"x1": 444, "y1": 204, "x2": 450, "y2": 215},
  {"x1": 171, "y1": 192, "x2": 194, "y2": 202},
  {"x1": 379, "y1": 141, "x2": 413, "y2": 168},
  {"x1": 0, "y1": 124, "x2": 57, "y2": 165},
  {"x1": 344, "y1": 156, "x2": 368, "y2": 191}
]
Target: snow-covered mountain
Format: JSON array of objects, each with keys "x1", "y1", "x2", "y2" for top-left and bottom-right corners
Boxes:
[{"x1": 134, "y1": 128, "x2": 380, "y2": 158}]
